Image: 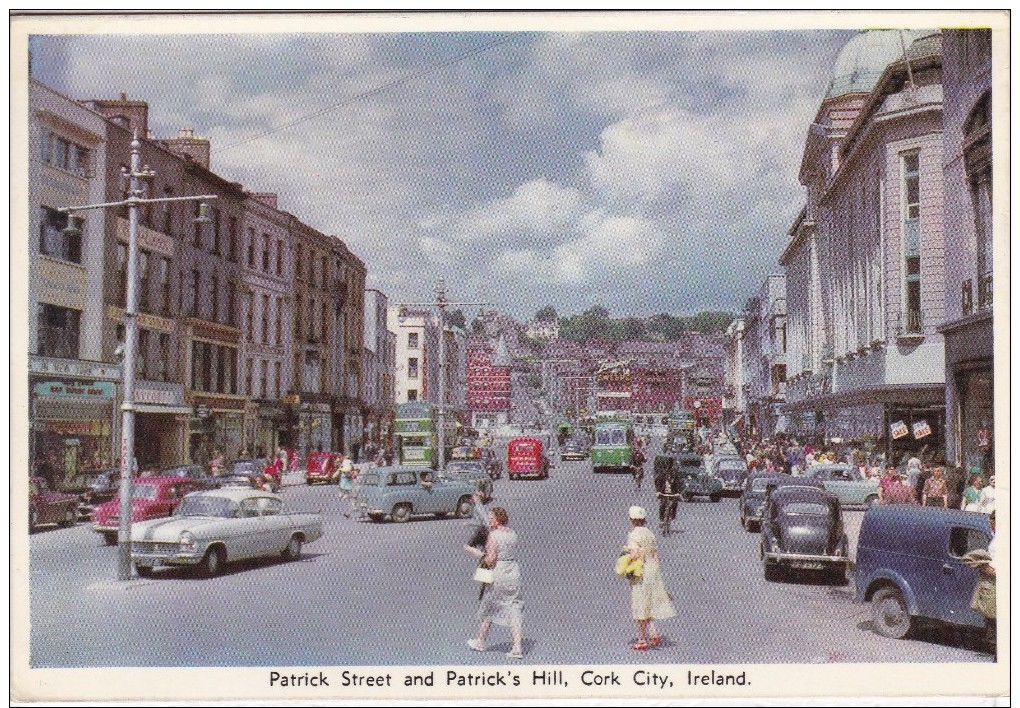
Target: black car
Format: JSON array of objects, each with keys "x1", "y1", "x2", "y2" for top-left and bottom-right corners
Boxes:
[
  {"x1": 738, "y1": 471, "x2": 787, "y2": 531},
  {"x1": 162, "y1": 464, "x2": 221, "y2": 490},
  {"x1": 76, "y1": 468, "x2": 122, "y2": 519},
  {"x1": 713, "y1": 455, "x2": 749, "y2": 496},
  {"x1": 221, "y1": 458, "x2": 276, "y2": 492},
  {"x1": 441, "y1": 460, "x2": 494, "y2": 502},
  {"x1": 760, "y1": 486, "x2": 849, "y2": 584},
  {"x1": 560, "y1": 435, "x2": 591, "y2": 461}
]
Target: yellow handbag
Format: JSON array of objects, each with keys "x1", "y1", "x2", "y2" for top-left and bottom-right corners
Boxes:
[{"x1": 615, "y1": 553, "x2": 643, "y2": 579}]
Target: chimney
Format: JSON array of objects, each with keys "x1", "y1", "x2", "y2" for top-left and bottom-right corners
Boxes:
[
  {"x1": 248, "y1": 192, "x2": 279, "y2": 209},
  {"x1": 82, "y1": 93, "x2": 150, "y2": 137},
  {"x1": 162, "y1": 128, "x2": 211, "y2": 169}
]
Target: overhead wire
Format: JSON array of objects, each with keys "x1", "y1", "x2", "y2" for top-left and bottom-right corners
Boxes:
[{"x1": 212, "y1": 33, "x2": 523, "y2": 155}]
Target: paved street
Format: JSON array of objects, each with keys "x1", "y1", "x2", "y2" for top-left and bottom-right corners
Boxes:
[{"x1": 28, "y1": 440, "x2": 991, "y2": 668}]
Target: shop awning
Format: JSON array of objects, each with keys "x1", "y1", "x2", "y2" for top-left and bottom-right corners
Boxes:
[
  {"x1": 130, "y1": 403, "x2": 194, "y2": 415},
  {"x1": 782, "y1": 384, "x2": 945, "y2": 414}
]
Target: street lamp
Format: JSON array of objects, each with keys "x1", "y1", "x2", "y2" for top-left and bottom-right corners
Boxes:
[
  {"x1": 60, "y1": 133, "x2": 216, "y2": 581},
  {"x1": 397, "y1": 279, "x2": 487, "y2": 471}
]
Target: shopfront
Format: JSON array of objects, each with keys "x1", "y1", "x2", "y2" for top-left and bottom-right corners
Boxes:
[
  {"x1": 133, "y1": 382, "x2": 190, "y2": 470},
  {"x1": 941, "y1": 312, "x2": 995, "y2": 478},
  {"x1": 298, "y1": 397, "x2": 332, "y2": 459},
  {"x1": 187, "y1": 393, "x2": 247, "y2": 464},
  {"x1": 29, "y1": 356, "x2": 121, "y2": 488}
]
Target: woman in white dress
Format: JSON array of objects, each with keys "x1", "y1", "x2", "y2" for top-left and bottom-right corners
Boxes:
[
  {"x1": 467, "y1": 506, "x2": 524, "y2": 659},
  {"x1": 623, "y1": 505, "x2": 676, "y2": 650}
]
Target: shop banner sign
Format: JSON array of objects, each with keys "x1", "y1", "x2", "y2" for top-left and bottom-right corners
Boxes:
[
  {"x1": 34, "y1": 380, "x2": 115, "y2": 399},
  {"x1": 912, "y1": 420, "x2": 932, "y2": 440},
  {"x1": 890, "y1": 420, "x2": 910, "y2": 440}
]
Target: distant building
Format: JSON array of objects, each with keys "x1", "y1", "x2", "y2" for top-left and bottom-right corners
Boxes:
[{"x1": 525, "y1": 317, "x2": 559, "y2": 341}]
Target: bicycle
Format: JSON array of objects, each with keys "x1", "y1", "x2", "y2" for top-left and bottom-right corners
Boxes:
[{"x1": 656, "y1": 491, "x2": 681, "y2": 536}]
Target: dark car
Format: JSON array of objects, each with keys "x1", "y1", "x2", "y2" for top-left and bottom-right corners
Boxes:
[
  {"x1": 30, "y1": 476, "x2": 79, "y2": 531},
  {"x1": 560, "y1": 435, "x2": 591, "y2": 461},
  {"x1": 760, "y1": 486, "x2": 849, "y2": 583},
  {"x1": 221, "y1": 458, "x2": 276, "y2": 492},
  {"x1": 163, "y1": 464, "x2": 220, "y2": 490},
  {"x1": 713, "y1": 455, "x2": 749, "y2": 496},
  {"x1": 76, "y1": 468, "x2": 122, "y2": 519},
  {"x1": 441, "y1": 460, "x2": 494, "y2": 502},
  {"x1": 855, "y1": 505, "x2": 993, "y2": 641},
  {"x1": 674, "y1": 453, "x2": 723, "y2": 502},
  {"x1": 738, "y1": 471, "x2": 787, "y2": 531}
]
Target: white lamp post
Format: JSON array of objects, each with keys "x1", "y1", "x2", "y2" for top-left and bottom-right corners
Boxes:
[{"x1": 61, "y1": 133, "x2": 216, "y2": 580}]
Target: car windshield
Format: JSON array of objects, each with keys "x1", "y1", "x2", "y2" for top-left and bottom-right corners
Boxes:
[
  {"x1": 133, "y1": 484, "x2": 159, "y2": 500},
  {"x1": 781, "y1": 502, "x2": 828, "y2": 516},
  {"x1": 447, "y1": 462, "x2": 482, "y2": 473},
  {"x1": 361, "y1": 473, "x2": 380, "y2": 486},
  {"x1": 175, "y1": 496, "x2": 237, "y2": 518},
  {"x1": 750, "y1": 478, "x2": 773, "y2": 491},
  {"x1": 718, "y1": 461, "x2": 745, "y2": 472}
]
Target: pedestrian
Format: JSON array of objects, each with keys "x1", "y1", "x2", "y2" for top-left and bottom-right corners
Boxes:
[
  {"x1": 654, "y1": 465, "x2": 682, "y2": 535},
  {"x1": 977, "y1": 475, "x2": 996, "y2": 515},
  {"x1": 964, "y1": 512, "x2": 996, "y2": 654},
  {"x1": 921, "y1": 466, "x2": 949, "y2": 508},
  {"x1": 463, "y1": 489, "x2": 490, "y2": 557},
  {"x1": 880, "y1": 468, "x2": 916, "y2": 505},
  {"x1": 961, "y1": 474, "x2": 984, "y2": 512},
  {"x1": 622, "y1": 506, "x2": 676, "y2": 650},
  {"x1": 466, "y1": 506, "x2": 524, "y2": 659},
  {"x1": 631, "y1": 440, "x2": 646, "y2": 491},
  {"x1": 905, "y1": 456, "x2": 922, "y2": 496}
]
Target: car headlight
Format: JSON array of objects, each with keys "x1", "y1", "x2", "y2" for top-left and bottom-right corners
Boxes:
[{"x1": 179, "y1": 531, "x2": 196, "y2": 552}]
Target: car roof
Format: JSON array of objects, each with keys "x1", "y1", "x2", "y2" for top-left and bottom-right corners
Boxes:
[
  {"x1": 772, "y1": 486, "x2": 839, "y2": 505},
  {"x1": 768, "y1": 476, "x2": 825, "y2": 489},
  {"x1": 133, "y1": 475, "x2": 198, "y2": 485},
  {"x1": 184, "y1": 487, "x2": 280, "y2": 502}
]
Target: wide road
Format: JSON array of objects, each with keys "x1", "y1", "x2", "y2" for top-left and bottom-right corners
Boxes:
[{"x1": 26, "y1": 440, "x2": 991, "y2": 668}]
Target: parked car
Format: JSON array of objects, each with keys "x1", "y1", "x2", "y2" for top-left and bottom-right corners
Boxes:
[
  {"x1": 130, "y1": 488, "x2": 323, "y2": 578},
  {"x1": 76, "y1": 468, "x2": 122, "y2": 519},
  {"x1": 441, "y1": 460, "x2": 494, "y2": 502},
  {"x1": 91, "y1": 476, "x2": 204, "y2": 545},
  {"x1": 162, "y1": 464, "x2": 220, "y2": 490},
  {"x1": 674, "y1": 452, "x2": 722, "y2": 502},
  {"x1": 356, "y1": 467, "x2": 477, "y2": 523},
  {"x1": 801, "y1": 463, "x2": 880, "y2": 508},
  {"x1": 304, "y1": 451, "x2": 339, "y2": 485},
  {"x1": 29, "y1": 476, "x2": 79, "y2": 532},
  {"x1": 760, "y1": 486, "x2": 849, "y2": 583},
  {"x1": 560, "y1": 435, "x2": 591, "y2": 461},
  {"x1": 507, "y1": 437, "x2": 551, "y2": 480},
  {"x1": 855, "y1": 505, "x2": 993, "y2": 640},
  {"x1": 221, "y1": 458, "x2": 278, "y2": 492},
  {"x1": 713, "y1": 455, "x2": 749, "y2": 496},
  {"x1": 478, "y1": 447, "x2": 503, "y2": 480},
  {"x1": 738, "y1": 471, "x2": 788, "y2": 531}
]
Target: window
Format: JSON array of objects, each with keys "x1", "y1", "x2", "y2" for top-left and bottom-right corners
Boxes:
[
  {"x1": 211, "y1": 208, "x2": 221, "y2": 255},
  {"x1": 965, "y1": 91, "x2": 993, "y2": 311},
  {"x1": 275, "y1": 361, "x2": 282, "y2": 398},
  {"x1": 41, "y1": 132, "x2": 89, "y2": 177},
  {"x1": 408, "y1": 332, "x2": 419, "y2": 349},
  {"x1": 161, "y1": 187, "x2": 174, "y2": 234},
  {"x1": 321, "y1": 255, "x2": 328, "y2": 287},
  {"x1": 262, "y1": 294, "x2": 270, "y2": 344},
  {"x1": 39, "y1": 206, "x2": 82, "y2": 263},
  {"x1": 949, "y1": 527, "x2": 989, "y2": 558},
  {"x1": 294, "y1": 295, "x2": 303, "y2": 339},
  {"x1": 210, "y1": 274, "x2": 219, "y2": 323},
  {"x1": 138, "y1": 251, "x2": 150, "y2": 311},
  {"x1": 159, "y1": 258, "x2": 172, "y2": 315},
  {"x1": 137, "y1": 329, "x2": 149, "y2": 378},
  {"x1": 157, "y1": 333, "x2": 171, "y2": 382},
  {"x1": 407, "y1": 389, "x2": 418, "y2": 401},
  {"x1": 276, "y1": 240, "x2": 284, "y2": 276},
  {"x1": 246, "y1": 358, "x2": 254, "y2": 396},
  {"x1": 260, "y1": 360, "x2": 268, "y2": 398},
  {"x1": 262, "y1": 234, "x2": 271, "y2": 272},
  {"x1": 193, "y1": 203, "x2": 204, "y2": 248},
  {"x1": 247, "y1": 291, "x2": 255, "y2": 341},
  {"x1": 321, "y1": 301, "x2": 328, "y2": 343},
  {"x1": 275, "y1": 297, "x2": 283, "y2": 345},
  {"x1": 216, "y1": 346, "x2": 227, "y2": 393},
  {"x1": 226, "y1": 281, "x2": 237, "y2": 327},
  {"x1": 116, "y1": 243, "x2": 128, "y2": 306},
  {"x1": 901, "y1": 152, "x2": 922, "y2": 333},
  {"x1": 191, "y1": 270, "x2": 201, "y2": 317},
  {"x1": 227, "y1": 217, "x2": 238, "y2": 262},
  {"x1": 296, "y1": 244, "x2": 303, "y2": 280},
  {"x1": 408, "y1": 357, "x2": 419, "y2": 379},
  {"x1": 309, "y1": 251, "x2": 317, "y2": 287},
  {"x1": 247, "y1": 228, "x2": 256, "y2": 267},
  {"x1": 37, "y1": 304, "x2": 80, "y2": 359}
]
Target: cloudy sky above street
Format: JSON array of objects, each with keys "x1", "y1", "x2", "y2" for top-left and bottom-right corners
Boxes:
[{"x1": 24, "y1": 13, "x2": 866, "y2": 321}]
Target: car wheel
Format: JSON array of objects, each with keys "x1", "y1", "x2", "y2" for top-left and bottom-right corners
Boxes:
[
  {"x1": 368, "y1": 512, "x2": 384, "y2": 522},
  {"x1": 828, "y1": 564, "x2": 849, "y2": 586},
  {"x1": 763, "y1": 559, "x2": 784, "y2": 582},
  {"x1": 199, "y1": 547, "x2": 224, "y2": 578},
  {"x1": 871, "y1": 587, "x2": 912, "y2": 639},
  {"x1": 60, "y1": 508, "x2": 77, "y2": 527},
  {"x1": 283, "y1": 535, "x2": 303, "y2": 561},
  {"x1": 455, "y1": 496, "x2": 473, "y2": 519},
  {"x1": 135, "y1": 565, "x2": 153, "y2": 579},
  {"x1": 102, "y1": 533, "x2": 118, "y2": 546},
  {"x1": 391, "y1": 504, "x2": 412, "y2": 523},
  {"x1": 29, "y1": 508, "x2": 38, "y2": 533}
]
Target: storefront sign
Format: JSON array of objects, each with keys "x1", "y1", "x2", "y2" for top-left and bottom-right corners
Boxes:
[
  {"x1": 37, "y1": 256, "x2": 87, "y2": 310},
  {"x1": 134, "y1": 385, "x2": 183, "y2": 406},
  {"x1": 30, "y1": 356, "x2": 120, "y2": 380},
  {"x1": 912, "y1": 420, "x2": 932, "y2": 440},
  {"x1": 34, "y1": 380, "x2": 115, "y2": 399},
  {"x1": 890, "y1": 420, "x2": 909, "y2": 440}
]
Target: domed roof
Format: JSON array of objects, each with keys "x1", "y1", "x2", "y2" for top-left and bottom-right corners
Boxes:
[{"x1": 825, "y1": 29, "x2": 928, "y2": 99}]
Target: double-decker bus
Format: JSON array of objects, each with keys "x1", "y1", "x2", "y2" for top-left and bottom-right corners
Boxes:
[
  {"x1": 393, "y1": 402, "x2": 457, "y2": 467},
  {"x1": 591, "y1": 417, "x2": 634, "y2": 473}
]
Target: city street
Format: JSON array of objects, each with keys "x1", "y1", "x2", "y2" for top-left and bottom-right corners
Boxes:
[{"x1": 28, "y1": 439, "x2": 991, "y2": 669}]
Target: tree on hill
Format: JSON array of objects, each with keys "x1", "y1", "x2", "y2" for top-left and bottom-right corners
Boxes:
[{"x1": 534, "y1": 305, "x2": 558, "y2": 322}]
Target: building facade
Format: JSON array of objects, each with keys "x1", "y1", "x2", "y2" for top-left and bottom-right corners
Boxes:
[
  {"x1": 939, "y1": 29, "x2": 994, "y2": 477},
  {"x1": 363, "y1": 288, "x2": 396, "y2": 448},
  {"x1": 783, "y1": 31, "x2": 948, "y2": 462}
]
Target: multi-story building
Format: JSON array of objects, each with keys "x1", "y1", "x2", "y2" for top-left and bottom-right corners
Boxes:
[
  {"x1": 723, "y1": 318, "x2": 746, "y2": 433},
  {"x1": 388, "y1": 307, "x2": 435, "y2": 405},
  {"x1": 363, "y1": 288, "x2": 396, "y2": 448},
  {"x1": 28, "y1": 79, "x2": 122, "y2": 482},
  {"x1": 939, "y1": 29, "x2": 994, "y2": 476},
  {"x1": 783, "y1": 30, "x2": 948, "y2": 461},
  {"x1": 239, "y1": 191, "x2": 293, "y2": 458},
  {"x1": 525, "y1": 317, "x2": 559, "y2": 341},
  {"x1": 465, "y1": 336, "x2": 512, "y2": 428},
  {"x1": 740, "y1": 275, "x2": 788, "y2": 439},
  {"x1": 326, "y1": 240, "x2": 366, "y2": 457}
]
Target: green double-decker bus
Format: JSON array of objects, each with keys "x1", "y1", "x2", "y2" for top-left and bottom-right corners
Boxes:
[
  {"x1": 393, "y1": 402, "x2": 458, "y2": 468},
  {"x1": 591, "y1": 419, "x2": 634, "y2": 473}
]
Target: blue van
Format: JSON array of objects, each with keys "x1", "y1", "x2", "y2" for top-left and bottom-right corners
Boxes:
[{"x1": 855, "y1": 505, "x2": 993, "y2": 639}]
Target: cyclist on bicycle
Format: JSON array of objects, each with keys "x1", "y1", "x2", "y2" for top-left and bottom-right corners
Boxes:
[{"x1": 655, "y1": 463, "x2": 682, "y2": 535}]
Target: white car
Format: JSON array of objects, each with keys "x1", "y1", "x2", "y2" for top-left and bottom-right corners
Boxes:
[{"x1": 130, "y1": 488, "x2": 323, "y2": 578}]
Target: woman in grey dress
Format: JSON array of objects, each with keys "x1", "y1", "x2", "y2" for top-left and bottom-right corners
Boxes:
[{"x1": 466, "y1": 506, "x2": 524, "y2": 659}]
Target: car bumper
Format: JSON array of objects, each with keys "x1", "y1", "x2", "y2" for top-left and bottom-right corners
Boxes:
[
  {"x1": 92, "y1": 523, "x2": 120, "y2": 535},
  {"x1": 131, "y1": 551, "x2": 204, "y2": 568},
  {"x1": 764, "y1": 551, "x2": 848, "y2": 570}
]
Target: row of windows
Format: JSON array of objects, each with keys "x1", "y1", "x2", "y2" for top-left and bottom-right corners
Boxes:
[
  {"x1": 40, "y1": 131, "x2": 90, "y2": 177},
  {"x1": 245, "y1": 358, "x2": 284, "y2": 400},
  {"x1": 247, "y1": 229, "x2": 285, "y2": 276},
  {"x1": 190, "y1": 341, "x2": 237, "y2": 394}
]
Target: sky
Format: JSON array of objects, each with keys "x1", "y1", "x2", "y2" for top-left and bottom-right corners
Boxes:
[{"x1": 23, "y1": 13, "x2": 860, "y2": 322}]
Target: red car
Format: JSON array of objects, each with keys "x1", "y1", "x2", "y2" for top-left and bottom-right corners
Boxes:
[
  {"x1": 304, "y1": 451, "x2": 339, "y2": 485},
  {"x1": 29, "y1": 476, "x2": 79, "y2": 532},
  {"x1": 507, "y1": 437, "x2": 550, "y2": 480},
  {"x1": 91, "y1": 476, "x2": 202, "y2": 545}
]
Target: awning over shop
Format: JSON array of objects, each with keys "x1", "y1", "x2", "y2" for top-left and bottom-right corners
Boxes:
[
  {"x1": 782, "y1": 383, "x2": 944, "y2": 415},
  {"x1": 131, "y1": 403, "x2": 194, "y2": 415}
]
